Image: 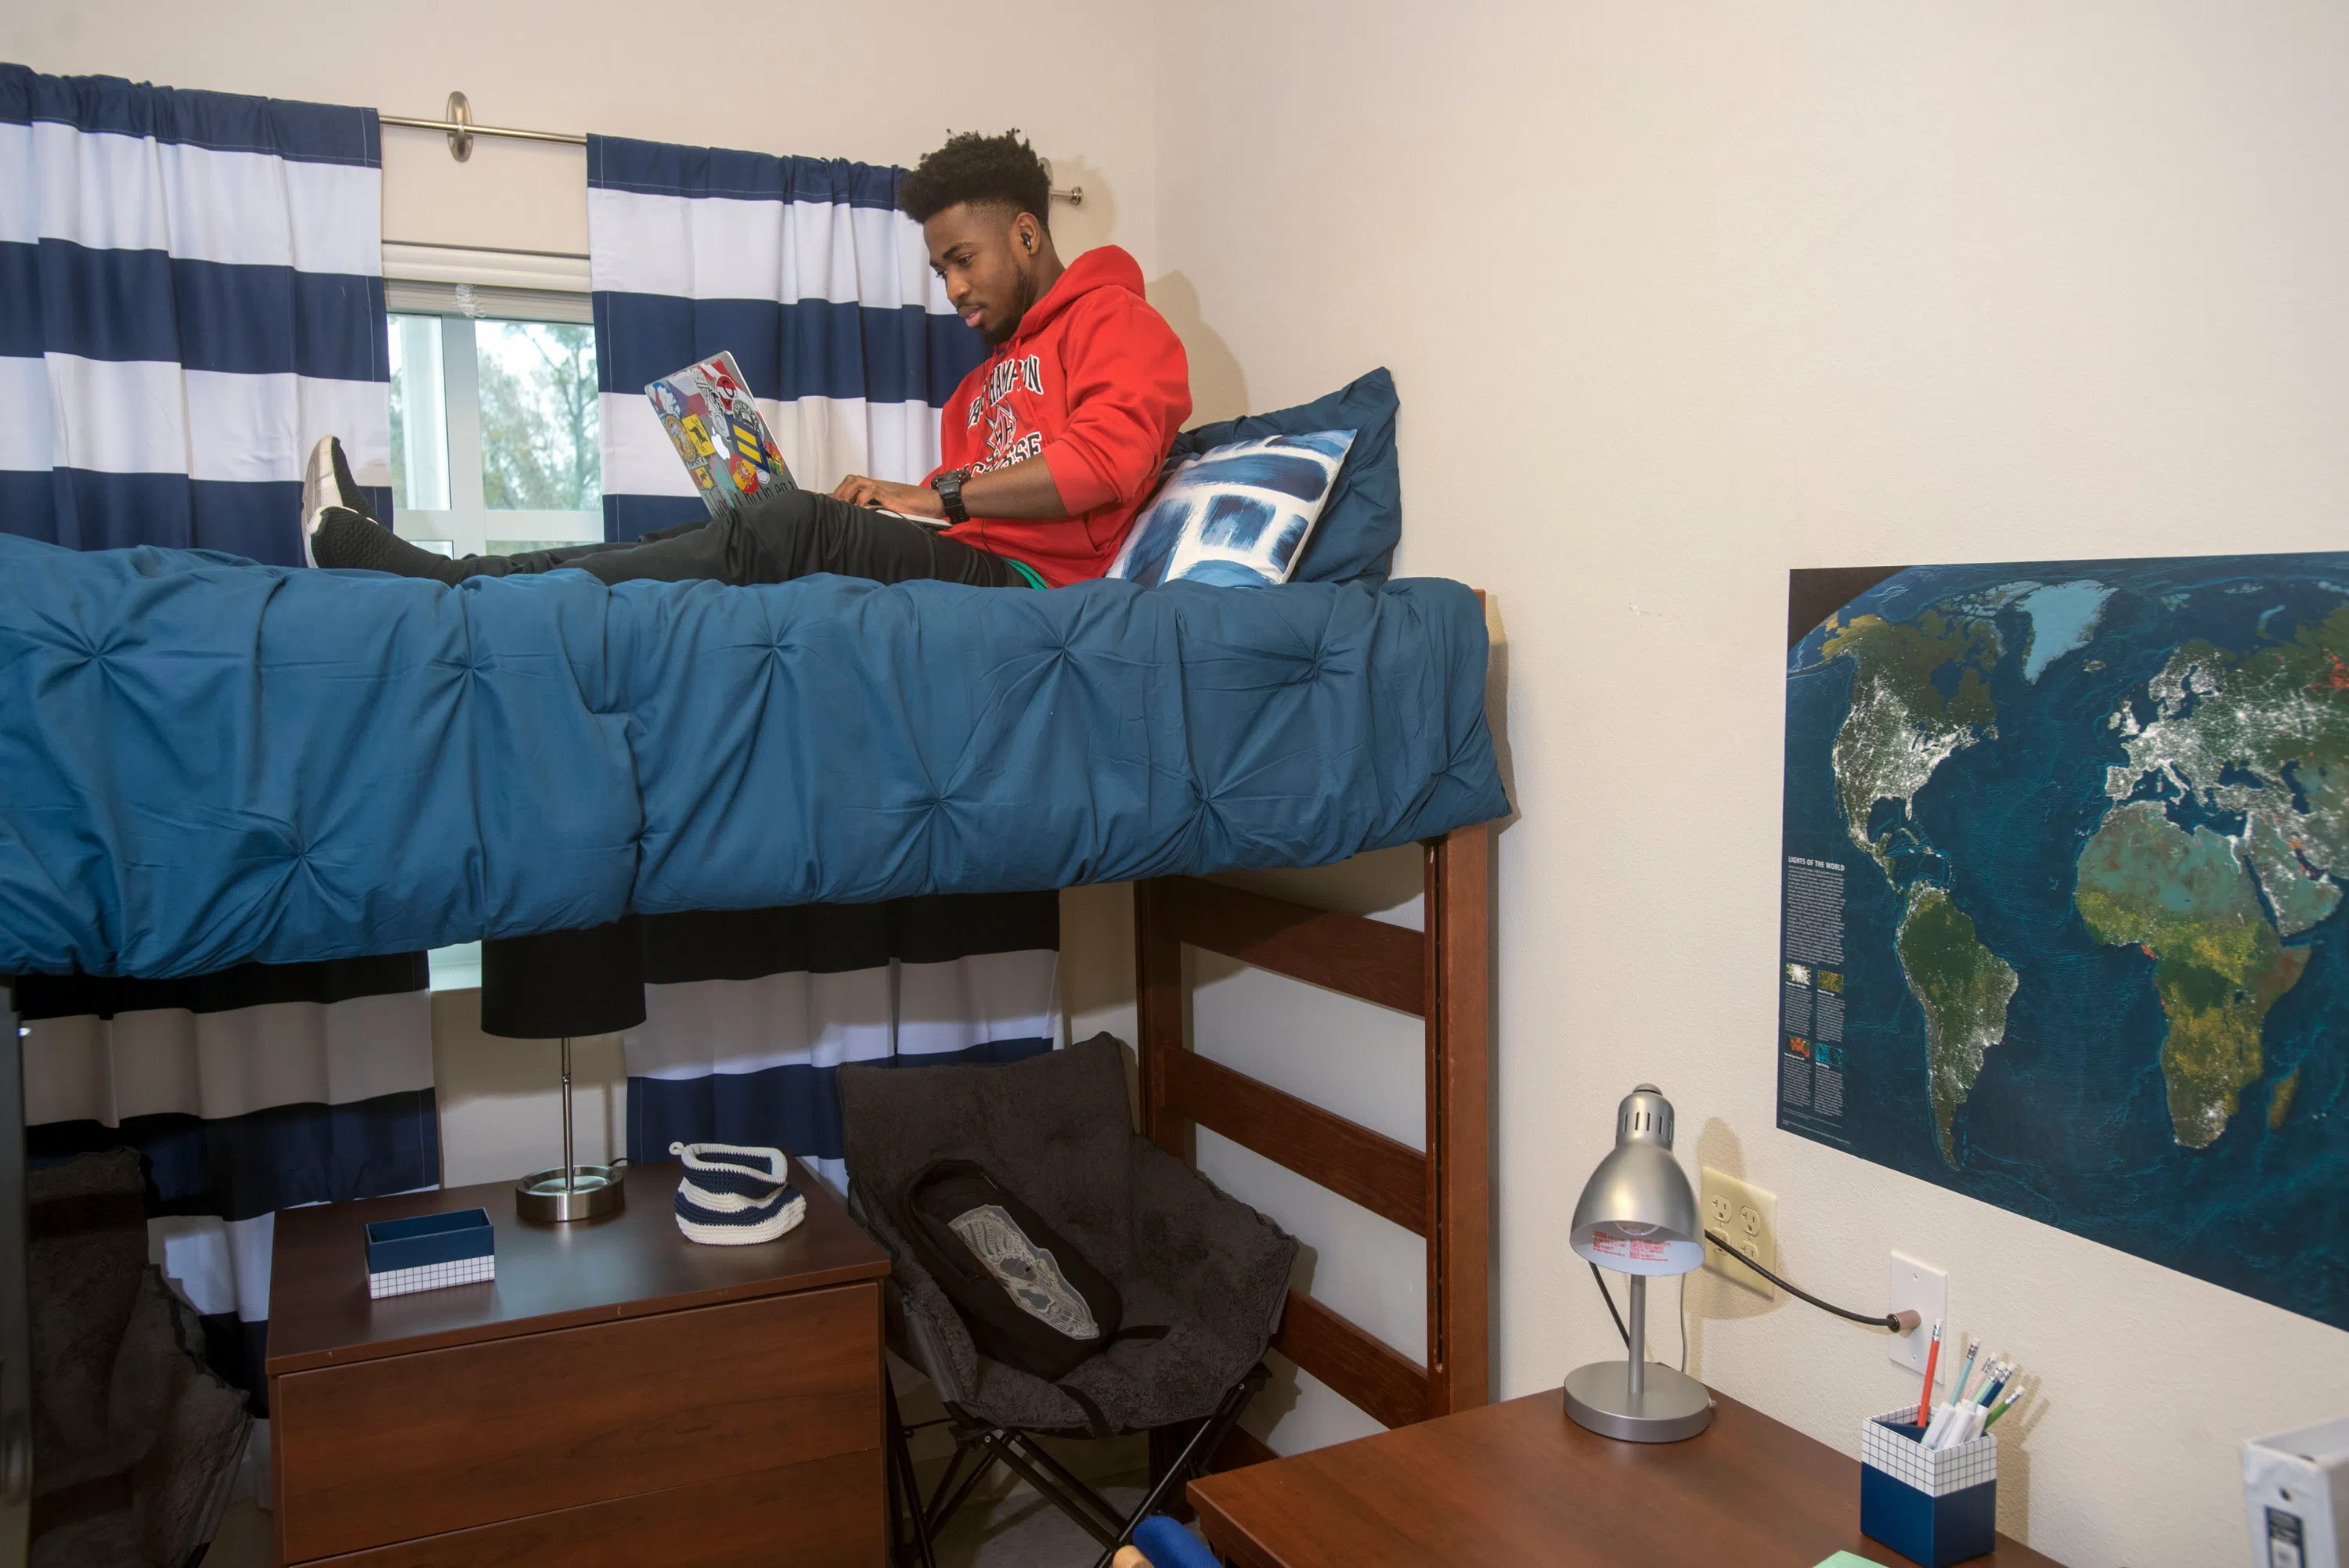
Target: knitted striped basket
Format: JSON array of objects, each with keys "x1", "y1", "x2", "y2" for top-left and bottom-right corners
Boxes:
[{"x1": 669, "y1": 1141, "x2": 807, "y2": 1245}]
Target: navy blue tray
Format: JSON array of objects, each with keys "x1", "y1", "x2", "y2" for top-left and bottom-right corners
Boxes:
[{"x1": 365, "y1": 1207, "x2": 494, "y2": 1275}]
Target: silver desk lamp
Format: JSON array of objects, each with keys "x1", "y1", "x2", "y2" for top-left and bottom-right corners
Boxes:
[
  {"x1": 480, "y1": 918, "x2": 640, "y2": 1223},
  {"x1": 1564, "y1": 1083, "x2": 1714, "y2": 1442}
]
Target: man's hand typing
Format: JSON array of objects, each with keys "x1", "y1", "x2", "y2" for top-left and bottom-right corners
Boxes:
[
  {"x1": 831, "y1": 474, "x2": 946, "y2": 516},
  {"x1": 832, "y1": 457, "x2": 1073, "y2": 522}
]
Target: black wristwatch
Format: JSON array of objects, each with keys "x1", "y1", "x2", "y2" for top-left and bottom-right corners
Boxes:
[{"x1": 929, "y1": 467, "x2": 971, "y2": 525}]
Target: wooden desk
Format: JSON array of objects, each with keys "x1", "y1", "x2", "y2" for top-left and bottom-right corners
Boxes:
[
  {"x1": 1189, "y1": 1388, "x2": 2062, "y2": 1568},
  {"x1": 265, "y1": 1161, "x2": 890, "y2": 1566}
]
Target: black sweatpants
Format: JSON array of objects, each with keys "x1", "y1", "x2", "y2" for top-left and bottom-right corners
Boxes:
[{"x1": 446, "y1": 488, "x2": 1020, "y2": 589}]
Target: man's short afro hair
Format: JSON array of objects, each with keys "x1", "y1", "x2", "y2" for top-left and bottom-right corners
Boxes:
[{"x1": 899, "y1": 130, "x2": 1052, "y2": 231}]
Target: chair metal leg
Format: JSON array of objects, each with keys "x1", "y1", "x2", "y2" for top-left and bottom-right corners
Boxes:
[
  {"x1": 918, "y1": 1364, "x2": 1273, "y2": 1568},
  {"x1": 1086, "y1": 1364, "x2": 1269, "y2": 1568},
  {"x1": 1003, "y1": 1432, "x2": 1130, "y2": 1537},
  {"x1": 984, "y1": 1432, "x2": 1126, "y2": 1549},
  {"x1": 884, "y1": 1369, "x2": 938, "y2": 1568},
  {"x1": 923, "y1": 1430, "x2": 998, "y2": 1540}
]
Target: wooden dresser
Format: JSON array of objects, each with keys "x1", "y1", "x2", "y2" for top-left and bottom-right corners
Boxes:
[{"x1": 265, "y1": 1161, "x2": 889, "y2": 1566}]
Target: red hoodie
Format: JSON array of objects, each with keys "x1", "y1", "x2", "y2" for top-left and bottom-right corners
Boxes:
[{"x1": 928, "y1": 246, "x2": 1190, "y2": 587}]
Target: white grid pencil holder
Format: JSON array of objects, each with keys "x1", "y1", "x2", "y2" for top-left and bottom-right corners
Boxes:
[
  {"x1": 366, "y1": 1208, "x2": 496, "y2": 1299},
  {"x1": 1861, "y1": 1408, "x2": 1997, "y2": 1567}
]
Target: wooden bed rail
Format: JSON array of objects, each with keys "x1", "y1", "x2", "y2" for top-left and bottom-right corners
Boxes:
[{"x1": 1135, "y1": 821, "x2": 1492, "y2": 1434}]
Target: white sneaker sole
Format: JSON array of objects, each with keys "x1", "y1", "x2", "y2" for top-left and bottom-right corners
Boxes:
[{"x1": 299, "y1": 434, "x2": 338, "y2": 568}]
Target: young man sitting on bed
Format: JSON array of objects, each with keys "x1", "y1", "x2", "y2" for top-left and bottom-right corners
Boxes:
[{"x1": 303, "y1": 130, "x2": 1190, "y2": 591}]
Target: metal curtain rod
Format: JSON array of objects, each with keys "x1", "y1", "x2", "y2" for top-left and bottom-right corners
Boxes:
[{"x1": 382, "y1": 93, "x2": 1086, "y2": 205}]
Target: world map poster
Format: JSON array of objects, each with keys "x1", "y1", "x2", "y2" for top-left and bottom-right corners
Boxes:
[{"x1": 1781, "y1": 555, "x2": 2347, "y2": 1330}]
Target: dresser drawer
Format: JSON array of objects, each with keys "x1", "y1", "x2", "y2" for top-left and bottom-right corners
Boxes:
[
  {"x1": 275, "y1": 1280, "x2": 880, "y2": 1563},
  {"x1": 309, "y1": 1446, "x2": 884, "y2": 1566}
]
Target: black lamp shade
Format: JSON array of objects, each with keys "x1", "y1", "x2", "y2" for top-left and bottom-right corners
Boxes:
[{"x1": 479, "y1": 917, "x2": 645, "y2": 1039}]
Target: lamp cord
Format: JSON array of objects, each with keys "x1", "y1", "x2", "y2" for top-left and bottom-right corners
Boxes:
[
  {"x1": 1701, "y1": 1229, "x2": 1907, "y2": 1330},
  {"x1": 1593, "y1": 1238, "x2": 1893, "y2": 1366},
  {"x1": 1588, "y1": 1261, "x2": 1630, "y2": 1348}
]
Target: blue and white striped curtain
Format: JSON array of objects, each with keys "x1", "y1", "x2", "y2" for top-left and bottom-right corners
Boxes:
[
  {"x1": 0, "y1": 64, "x2": 392, "y2": 563},
  {"x1": 17, "y1": 959, "x2": 438, "y2": 1424},
  {"x1": 2, "y1": 67, "x2": 428, "y2": 1465},
  {"x1": 585, "y1": 135, "x2": 987, "y2": 539}
]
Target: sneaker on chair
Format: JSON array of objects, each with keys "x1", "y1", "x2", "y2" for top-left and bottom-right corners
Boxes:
[{"x1": 299, "y1": 434, "x2": 374, "y2": 567}]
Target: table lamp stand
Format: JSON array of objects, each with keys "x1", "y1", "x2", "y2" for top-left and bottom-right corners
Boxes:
[
  {"x1": 1562, "y1": 1271, "x2": 1712, "y2": 1442},
  {"x1": 514, "y1": 1035, "x2": 623, "y2": 1223}
]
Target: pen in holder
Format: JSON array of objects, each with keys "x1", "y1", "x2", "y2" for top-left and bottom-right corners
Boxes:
[{"x1": 1862, "y1": 1408, "x2": 1997, "y2": 1567}]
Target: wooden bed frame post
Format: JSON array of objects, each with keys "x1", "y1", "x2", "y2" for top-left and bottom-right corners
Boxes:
[
  {"x1": 1424, "y1": 824, "x2": 1490, "y2": 1416},
  {"x1": 1135, "y1": 877, "x2": 1185, "y2": 1162},
  {"x1": 1131, "y1": 820, "x2": 1494, "y2": 1436}
]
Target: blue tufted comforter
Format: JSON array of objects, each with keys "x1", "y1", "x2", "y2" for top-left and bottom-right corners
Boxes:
[{"x1": 0, "y1": 535, "x2": 1506, "y2": 979}]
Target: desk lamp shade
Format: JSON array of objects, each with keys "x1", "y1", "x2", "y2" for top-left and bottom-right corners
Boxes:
[
  {"x1": 1563, "y1": 1084, "x2": 1713, "y2": 1442},
  {"x1": 481, "y1": 917, "x2": 643, "y2": 1222}
]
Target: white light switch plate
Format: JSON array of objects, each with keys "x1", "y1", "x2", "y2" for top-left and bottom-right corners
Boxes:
[{"x1": 1887, "y1": 1253, "x2": 1947, "y2": 1375}]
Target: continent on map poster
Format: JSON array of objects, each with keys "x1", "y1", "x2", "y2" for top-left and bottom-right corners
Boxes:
[{"x1": 1781, "y1": 556, "x2": 2347, "y2": 1330}]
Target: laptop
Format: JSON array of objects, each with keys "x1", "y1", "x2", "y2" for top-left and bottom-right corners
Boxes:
[
  {"x1": 647, "y1": 351, "x2": 944, "y2": 528},
  {"x1": 646, "y1": 351, "x2": 796, "y2": 520}
]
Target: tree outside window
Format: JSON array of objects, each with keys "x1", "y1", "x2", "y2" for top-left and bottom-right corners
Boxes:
[{"x1": 478, "y1": 322, "x2": 601, "y2": 513}]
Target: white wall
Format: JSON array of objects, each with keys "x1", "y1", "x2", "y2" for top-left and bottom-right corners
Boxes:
[{"x1": 1150, "y1": 5, "x2": 2349, "y2": 1566}]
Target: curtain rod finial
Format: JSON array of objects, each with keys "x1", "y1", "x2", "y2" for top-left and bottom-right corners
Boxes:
[{"x1": 445, "y1": 92, "x2": 474, "y2": 163}]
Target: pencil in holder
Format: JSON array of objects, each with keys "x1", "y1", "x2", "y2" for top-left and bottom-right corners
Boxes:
[{"x1": 1861, "y1": 1408, "x2": 1997, "y2": 1567}]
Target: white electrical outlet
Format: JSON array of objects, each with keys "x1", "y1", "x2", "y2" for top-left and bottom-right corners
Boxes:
[
  {"x1": 1887, "y1": 1253, "x2": 1947, "y2": 1375},
  {"x1": 1699, "y1": 1168, "x2": 1777, "y2": 1299}
]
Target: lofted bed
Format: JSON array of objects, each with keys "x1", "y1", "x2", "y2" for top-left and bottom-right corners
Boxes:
[
  {"x1": 0, "y1": 532, "x2": 1506, "y2": 1534},
  {"x1": 0, "y1": 533, "x2": 1502, "y2": 978}
]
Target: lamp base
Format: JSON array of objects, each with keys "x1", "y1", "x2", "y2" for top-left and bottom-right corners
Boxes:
[
  {"x1": 1563, "y1": 1359, "x2": 1714, "y2": 1443},
  {"x1": 515, "y1": 1164, "x2": 626, "y2": 1224}
]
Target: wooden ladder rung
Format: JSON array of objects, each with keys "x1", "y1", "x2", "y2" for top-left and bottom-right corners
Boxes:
[
  {"x1": 1160, "y1": 1048, "x2": 1427, "y2": 1237},
  {"x1": 1151, "y1": 877, "x2": 1425, "y2": 1016},
  {"x1": 1272, "y1": 1290, "x2": 1431, "y2": 1431}
]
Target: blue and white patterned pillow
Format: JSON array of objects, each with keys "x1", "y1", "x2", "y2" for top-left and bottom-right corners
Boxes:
[{"x1": 1106, "y1": 430, "x2": 1357, "y2": 588}]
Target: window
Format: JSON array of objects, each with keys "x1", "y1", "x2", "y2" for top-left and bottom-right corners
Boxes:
[{"x1": 385, "y1": 283, "x2": 602, "y2": 558}]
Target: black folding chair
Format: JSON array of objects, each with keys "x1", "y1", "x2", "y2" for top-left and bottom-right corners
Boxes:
[{"x1": 840, "y1": 1036, "x2": 1294, "y2": 1568}]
